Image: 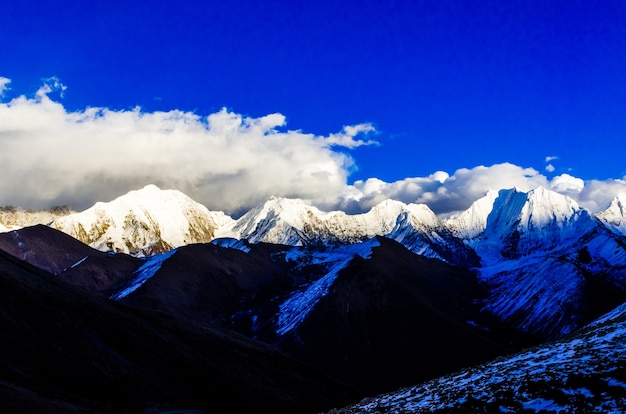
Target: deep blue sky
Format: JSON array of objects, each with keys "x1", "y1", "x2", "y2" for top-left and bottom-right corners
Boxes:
[{"x1": 2, "y1": 0, "x2": 626, "y2": 184}]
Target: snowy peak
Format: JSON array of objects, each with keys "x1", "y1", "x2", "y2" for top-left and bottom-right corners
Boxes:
[
  {"x1": 221, "y1": 196, "x2": 333, "y2": 245},
  {"x1": 444, "y1": 186, "x2": 583, "y2": 243},
  {"x1": 51, "y1": 184, "x2": 235, "y2": 256},
  {"x1": 476, "y1": 186, "x2": 593, "y2": 261},
  {"x1": 486, "y1": 186, "x2": 582, "y2": 233},
  {"x1": 597, "y1": 193, "x2": 626, "y2": 236},
  {"x1": 220, "y1": 196, "x2": 466, "y2": 262},
  {"x1": 445, "y1": 189, "x2": 500, "y2": 240},
  {"x1": 472, "y1": 186, "x2": 626, "y2": 338},
  {"x1": 519, "y1": 186, "x2": 583, "y2": 230}
]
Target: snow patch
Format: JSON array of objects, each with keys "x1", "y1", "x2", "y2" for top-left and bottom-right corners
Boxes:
[
  {"x1": 110, "y1": 249, "x2": 177, "y2": 300},
  {"x1": 275, "y1": 238, "x2": 379, "y2": 336},
  {"x1": 69, "y1": 256, "x2": 88, "y2": 269},
  {"x1": 210, "y1": 237, "x2": 251, "y2": 253}
]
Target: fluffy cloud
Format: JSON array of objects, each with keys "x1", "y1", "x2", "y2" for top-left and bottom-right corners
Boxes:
[
  {"x1": 0, "y1": 77, "x2": 10, "y2": 95},
  {"x1": 330, "y1": 166, "x2": 626, "y2": 216},
  {"x1": 545, "y1": 155, "x2": 559, "y2": 162},
  {"x1": 550, "y1": 174, "x2": 584, "y2": 195},
  {"x1": 574, "y1": 178, "x2": 626, "y2": 212},
  {"x1": 545, "y1": 164, "x2": 555, "y2": 173},
  {"x1": 331, "y1": 163, "x2": 550, "y2": 215},
  {"x1": 2, "y1": 78, "x2": 625, "y2": 217},
  {"x1": 0, "y1": 79, "x2": 376, "y2": 214}
]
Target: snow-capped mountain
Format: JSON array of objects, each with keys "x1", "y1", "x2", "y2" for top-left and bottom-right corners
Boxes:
[
  {"x1": 445, "y1": 189, "x2": 500, "y2": 240},
  {"x1": 0, "y1": 205, "x2": 74, "y2": 232},
  {"x1": 476, "y1": 187, "x2": 594, "y2": 262},
  {"x1": 454, "y1": 187, "x2": 626, "y2": 339},
  {"x1": 220, "y1": 196, "x2": 479, "y2": 265},
  {"x1": 597, "y1": 193, "x2": 626, "y2": 236},
  {"x1": 51, "y1": 184, "x2": 235, "y2": 256}
]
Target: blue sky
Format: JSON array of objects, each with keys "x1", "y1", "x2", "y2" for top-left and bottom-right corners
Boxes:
[{"x1": 1, "y1": 1, "x2": 626, "y2": 215}]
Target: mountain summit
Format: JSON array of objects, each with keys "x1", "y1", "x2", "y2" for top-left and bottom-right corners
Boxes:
[
  {"x1": 597, "y1": 193, "x2": 626, "y2": 236},
  {"x1": 51, "y1": 185, "x2": 234, "y2": 255}
]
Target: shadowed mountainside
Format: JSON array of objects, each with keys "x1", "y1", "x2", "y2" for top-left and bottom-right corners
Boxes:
[{"x1": 0, "y1": 247, "x2": 358, "y2": 413}]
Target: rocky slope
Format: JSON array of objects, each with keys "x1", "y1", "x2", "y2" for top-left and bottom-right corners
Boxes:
[{"x1": 332, "y1": 301, "x2": 626, "y2": 413}]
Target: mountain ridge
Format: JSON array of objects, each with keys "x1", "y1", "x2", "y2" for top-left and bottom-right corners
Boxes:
[{"x1": 2, "y1": 185, "x2": 626, "y2": 263}]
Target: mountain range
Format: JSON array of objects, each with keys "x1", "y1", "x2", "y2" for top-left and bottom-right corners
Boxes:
[
  {"x1": 2, "y1": 184, "x2": 626, "y2": 412},
  {"x1": 3, "y1": 183, "x2": 626, "y2": 340}
]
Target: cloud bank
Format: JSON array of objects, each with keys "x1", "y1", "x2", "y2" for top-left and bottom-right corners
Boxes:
[
  {"x1": 333, "y1": 166, "x2": 626, "y2": 216},
  {"x1": 1, "y1": 78, "x2": 625, "y2": 217},
  {"x1": 0, "y1": 78, "x2": 376, "y2": 214}
]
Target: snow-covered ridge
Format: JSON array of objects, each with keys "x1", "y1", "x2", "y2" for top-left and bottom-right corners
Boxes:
[
  {"x1": 218, "y1": 197, "x2": 428, "y2": 245},
  {"x1": 445, "y1": 189, "x2": 500, "y2": 240},
  {"x1": 0, "y1": 205, "x2": 74, "y2": 231},
  {"x1": 3, "y1": 184, "x2": 626, "y2": 265},
  {"x1": 50, "y1": 184, "x2": 235, "y2": 256},
  {"x1": 216, "y1": 195, "x2": 475, "y2": 263}
]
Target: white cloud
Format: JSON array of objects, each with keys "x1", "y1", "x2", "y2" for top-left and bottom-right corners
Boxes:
[
  {"x1": 545, "y1": 155, "x2": 559, "y2": 162},
  {"x1": 0, "y1": 82, "x2": 375, "y2": 214},
  {"x1": 37, "y1": 77, "x2": 67, "y2": 99},
  {"x1": 329, "y1": 164, "x2": 626, "y2": 216},
  {"x1": 323, "y1": 124, "x2": 378, "y2": 148},
  {"x1": 331, "y1": 163, "x2": 550, "y2": 215},
  {"x1": 2, "y1": 78, "x2": 625, "y2": 218},
  {"x1": 545, "y1": 164, "x2": 555, "y2": 173},
  {"x1": 0, "y1": 77, "x2": 10, "y2": 96},
  {"x1": 574, "y1": 178, "x2": 626, "y2": 212},
  {"x1": 550, "y1": 174, "x2": 584, "y2": 194}
]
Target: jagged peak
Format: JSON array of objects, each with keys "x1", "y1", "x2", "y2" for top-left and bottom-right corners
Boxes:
[
  {"x1": 602, "y1": 193, "x2": 626, "y2": 215},
  {"x1": 263, "y1": 195, "x2": 311, "y2": 209},
  {"x1": 596, "y1": 193, "x2": 626, "y2": 236},
  {"x1": 445, "y1": 190, "x2": 500, "y2": 239}
]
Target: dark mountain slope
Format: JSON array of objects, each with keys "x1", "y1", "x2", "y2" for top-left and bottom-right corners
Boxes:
[
  {"x1": 117, "y1": 241, "x2": 292, "y2": 327},
  {"x1": 333, "y1": 301, "x2": 626, "y2": 413},
  {"x1": 0, "y1": 248, "x2": 358, "y2": 413},
  {"x1": 0, "y1": 225, "x2": 140, "y2": 296},
  {"x1": 269, "y1": 237, "x2": 512, "y2": 394}
]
